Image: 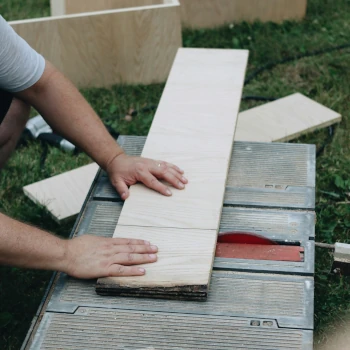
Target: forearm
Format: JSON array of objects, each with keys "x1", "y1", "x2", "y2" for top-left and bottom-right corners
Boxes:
[
  {"x1": 0, "y1": 212, "x2": 67, "y2": 272},
  {"x1": 14, "y1": 61, "x2": 123, "y2": 170}
]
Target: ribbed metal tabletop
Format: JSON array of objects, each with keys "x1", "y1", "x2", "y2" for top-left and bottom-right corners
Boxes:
[{"x1": 22, "y1": 136, "x2": 316, "y2": 350}]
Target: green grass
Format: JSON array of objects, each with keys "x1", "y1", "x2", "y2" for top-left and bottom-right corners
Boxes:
[{"x1": 1, "y1": 0, "x2": 350, "y2": 348}]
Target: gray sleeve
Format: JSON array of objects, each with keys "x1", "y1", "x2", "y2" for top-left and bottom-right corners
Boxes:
[{"x1": 0, "y1": 15, "x2": 46, "y2": 93}]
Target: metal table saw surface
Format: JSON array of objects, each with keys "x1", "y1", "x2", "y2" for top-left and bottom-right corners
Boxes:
[{"x1": 22, "y1": 136, "x2": 316, "y2": 350}]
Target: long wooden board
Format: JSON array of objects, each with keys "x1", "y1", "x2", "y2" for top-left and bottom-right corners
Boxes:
[
  {"x1": 23, "y1": 163, "x2": 98, "y2": 222},
  {"x1": 10, "y1": 1, "x2": 181, "y2": 88},
  {"x1": 180, "y1": 0, "x2": 307, "y2": 28},
  {"x1": 96, "y1": 48, "x2": 249, "y2": 299},
  {"x1": 235, "y1": 93, "x2": 341, "y2": 142}
]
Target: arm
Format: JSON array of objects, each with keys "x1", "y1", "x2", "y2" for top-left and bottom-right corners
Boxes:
[
  {"x1": 0, "y1": 212, "x2": 158, "y2": 278},
  {"x1": 14, "y1": 61, "x2": 188, "y2": 199}
]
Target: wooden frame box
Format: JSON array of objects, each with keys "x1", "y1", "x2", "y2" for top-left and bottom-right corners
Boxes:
[
  {"x1": 51, "y1": 0, "x2": 307, "y2": 28},
  {"x1": 10, "y1": 0, "x2": 182, "y2": 88}
]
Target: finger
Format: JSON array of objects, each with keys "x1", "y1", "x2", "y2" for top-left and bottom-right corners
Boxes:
[
  {"x1": 155, "y1": 160, "x2": 184, "y2": 175},
  {"x1": 166, "y1": 162, "x2": 185, "y2": 175},
  {"x1": 155, "y1": 167, "x2": 188, "y2": 189},
  {"x1": 152, "y1": 162, "x2": 188, "y2": 185},
  {"x1": 114, "y1": 253, "x2": 158, "y2": 266},
  {"x1": 114, "y1": 244, "x2": 158, "y2": 254},
  {"x1": 113, "y1": 180, "x2": 129, "y2": 200},
  {"x1": 138, "y1": 171, "x2": 172, "y2": 196},
  {"x1": 112, "y1": 238, "x2": 151, "y2": 246},
  {"x1": 108, "y1": 265, "x2": 146, "y2": 277}
]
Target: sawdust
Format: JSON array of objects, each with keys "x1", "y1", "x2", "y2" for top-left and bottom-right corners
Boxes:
[{"x1": 314, "y1": 313, "x2": 350, "y2": 350}]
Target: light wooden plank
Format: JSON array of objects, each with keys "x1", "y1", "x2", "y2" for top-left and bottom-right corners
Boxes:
[
  {"x1": 118, "y1": 48, "x2": 249, "y2": 230},
  {"x1": 180, "y1": 0, "x2": 307, "y2": 28},
  {"x1": 235, "y1": 93, "x2": 342, "y2": 143},
  {"x1": 50, "y1": 0, "x2": 65, "y2": 16},
  {"x1": 10, "y1": 1, "x2": 182, "y2": 88},
  {"x1": 97, "y1": 48, "x2": 248, "y2": 299},
  {"x1": 96, "y1": 226, "x2": 217, "y2": 296},
  {"x1": 51, "y1": 0, "x2": 163, "y2": 16},
  {"x1": 23, "y1": 163, "x2": 98, "y2": 222}
]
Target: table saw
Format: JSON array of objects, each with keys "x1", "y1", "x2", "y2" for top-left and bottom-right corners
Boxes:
[{"x1": 22, "y1": 136, "x2": 316, "y2": 349}]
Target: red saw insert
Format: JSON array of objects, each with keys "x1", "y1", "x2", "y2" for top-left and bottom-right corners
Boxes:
[{"x1": 215, "y1": 231, "x2": 304, "y2": 262}]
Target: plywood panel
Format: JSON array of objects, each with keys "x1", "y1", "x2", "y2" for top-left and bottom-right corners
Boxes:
[
  {"x1": 118, "y1": 48, "x2": 249, "y2": 230},
  {"x1": 10, "y1": 1, "x2": 181, "y2": 88},
  {"x1": 97, "y1": 48, "x2": 248, "y2": 299},
  {"x1": 180, "y1": 0, "x2": 307, "y2": 28},
  {"x1": 96, "y1": 226, "x2": 217, "y2": 298},
  {"x1": 23, "y1": 163, "x2": 98, "y2": 222},
  {"x1": 235, "y1": 93, "x2": 341, "y2": 143},
  {"x1": 51, "y1": 0, "x2": 162, "y2": 16}
]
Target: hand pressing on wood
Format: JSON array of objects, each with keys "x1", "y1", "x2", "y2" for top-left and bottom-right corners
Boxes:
[
  {"x1": 0, "y1": 213, "x2": 157, "y2": 279},
  {"x1": 64, "y1": 235, "x2": 158, "y2": 279},
  {"x1": 106, "y1": 153, "x2": 188, "y2": 200}
]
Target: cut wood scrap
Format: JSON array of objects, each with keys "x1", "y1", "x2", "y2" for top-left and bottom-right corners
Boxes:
[
  {"x1": 235, "y1": 93, "x2": 341, "y2": 143},
  {"x1": 180, "y1": 0, "x2": 307, "y2": 28},
  {"x1": 97, "y1": 48, "x2": 249, "y2": 300},
  {"x1": 23, "y1": 163, "x2": 99, "y2": 222},
  {"x1": 10, "y1": 0, "x2": 181, "y2": 88}
]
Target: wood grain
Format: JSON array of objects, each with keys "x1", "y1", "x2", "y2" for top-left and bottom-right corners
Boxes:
[
  {"x1": 10, "y1": 1, "x2": 182, "y2": 88},
  {"x1": 235, "y1": 93, "x2": 341, "y2": 143},
  {"x1": 118, "y1": 48, "x2": 248, "y2": 230},
  {"x1": 97, "y1": 48, "x2": 248, "y2": 299},
  {"x1": 180, "y1": 0, "x2": 307, "y2": 28},
  {"x1": 96, "y1": 226, "x2": 217, "y2": 299},
  {"x1": 51, "y1": 0, "x2": 162, "y2": 16},
  {"x1": 23, "y1": 163, "x2": 98, "y2": 222}
]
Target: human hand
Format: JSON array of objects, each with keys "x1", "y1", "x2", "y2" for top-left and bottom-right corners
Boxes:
[
  {"x1": 106, "y1": 153, "x2": 188, "y2": 200},
  {"x1": 63, "y1": 235, "x2": 158, "y2": 279}
]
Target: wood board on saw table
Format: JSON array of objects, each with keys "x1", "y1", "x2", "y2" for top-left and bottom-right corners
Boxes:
[
  {"x1": 235, "y1": 93, "x2": 341, "y2": 142},
  {"x1": 9, "y1": 0, "x2": 181, "y2": 88},
  {"x1": 23, "y1": 163, "x2": 98, "y2": 222},
  {"x1": 96, "y1": 48, "x2": 249, "y2": 299}
]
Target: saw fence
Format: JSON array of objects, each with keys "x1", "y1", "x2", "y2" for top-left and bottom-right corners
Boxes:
[{"x1": 22, "y1": 135, "x2": 316, "y2": 349}]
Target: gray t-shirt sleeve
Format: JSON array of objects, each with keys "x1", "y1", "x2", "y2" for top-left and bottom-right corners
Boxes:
[{"x1": 0, "y1": 15, "x2": 46, "y2": 93}]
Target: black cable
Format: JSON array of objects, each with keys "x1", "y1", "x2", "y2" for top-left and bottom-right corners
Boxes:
[
  {"x1": 316, "y1": 126, "x2": 334, "y2": 158},
  {"x1": 245, "y1": 42, "x2": 350, "y2": 85},
  {"x1": 241, "y1": 95, "x2": 277, "y2": 102}
]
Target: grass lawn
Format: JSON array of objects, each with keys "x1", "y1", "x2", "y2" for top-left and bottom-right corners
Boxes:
[{"x1": 1, "y1": 0, "x2": 350, "y2": 348}]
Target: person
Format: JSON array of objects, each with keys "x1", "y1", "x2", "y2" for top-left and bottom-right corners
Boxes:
[{"x1": 0, "y1": 15, "x2": 187, "y2": 279}]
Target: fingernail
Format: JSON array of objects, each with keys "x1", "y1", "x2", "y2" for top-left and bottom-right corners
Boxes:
[
  {"x1": 166, "y1": 189, "x2": 172, "y2": 196},
  {"x1": 139, "y1": 268, "x2": 145, "y2": 273},
  {"x1": 178, "y1": 182, "x2": 185, "y2": 189},
  {"x1": 182, "y1": 176, "x2": 188, "y2": 183},
  {"x1": 121, "y1": 192, "x2": 126, "y2": 199},
  {"x1": 180, "y1": 168, "x2": 184, "y2": 173},
  {"x1": 144, "y1": 240, "x2": 151, "y2": 245},
  {"x1": 149, "y1": 254, "x2": 157, "y2": 259},
  {"x1": 151, "y1": 245, "x2": 158, "y2": 251}
]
